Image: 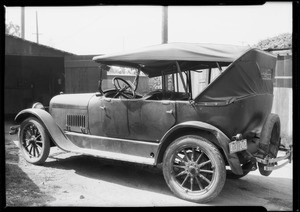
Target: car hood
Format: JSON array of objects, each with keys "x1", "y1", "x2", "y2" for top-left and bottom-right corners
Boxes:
[{"x1": 50, "y1": 93, "x2": 95, "y2": 110}]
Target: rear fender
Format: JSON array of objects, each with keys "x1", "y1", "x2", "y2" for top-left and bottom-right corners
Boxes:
[
  {"x1": 15, "y1": 108, "x2": 75, "y2": 152},
  {"x1": 156, "y1": 121, "x2": 243, "y2": 175}
]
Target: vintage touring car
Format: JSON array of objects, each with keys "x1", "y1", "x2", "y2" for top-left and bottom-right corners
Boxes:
[{"x1": 10, "y1": 43, "x2": 292, "y2": 203}]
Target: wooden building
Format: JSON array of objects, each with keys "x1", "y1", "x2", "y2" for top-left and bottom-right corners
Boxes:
[{"x1": 5, "y1": 34, "x2": 74, "y2": 116}]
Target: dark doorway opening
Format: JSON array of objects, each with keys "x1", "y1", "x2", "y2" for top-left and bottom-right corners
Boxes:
[{"x1": 5, "y1": 55, "x2": 65, "y2": 116}]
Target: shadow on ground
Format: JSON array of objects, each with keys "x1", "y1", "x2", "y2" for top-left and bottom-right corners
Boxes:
[
  {"x1": 5, "y1": 137, "x2": 55, "y2": 206},
  {"x1": 44, "y1": 154, "x2": 172, "y2": 196}
]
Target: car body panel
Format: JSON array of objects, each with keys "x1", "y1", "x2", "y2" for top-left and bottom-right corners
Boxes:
[
  {"x1": 88, "y1": 96, "x2": 176, "y2": 142},
  {"x1": 49, "y1": 93, "x2": 94, "y2": 133},
  {"x1": 14, "y1": 107, "x2": 242, "y2": 173},
  {"x1": 15, "y1": 108, "x2": 158, "y2": 165},
  {"x1": 175, "y1": 94, "x2": 273, "y2": 139}
]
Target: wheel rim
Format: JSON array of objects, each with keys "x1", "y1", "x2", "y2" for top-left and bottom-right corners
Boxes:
[
  {"x1": 21, "y1": 123, "x2": 44, "y2": 159},
  {"x1": 171, "y1": 145, "x2": 215, "y2": 194}
]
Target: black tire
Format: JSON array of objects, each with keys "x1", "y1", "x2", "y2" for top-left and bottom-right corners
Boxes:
[
  {"x1": 162, "y1": 135, "x2": 226, "y2": 203},
  {"x1": 19, "y1": 117, "x2": 50, "y2": 165},
  {"x1": 258, "y1": 113, "x2": 281, "y2": 176}
]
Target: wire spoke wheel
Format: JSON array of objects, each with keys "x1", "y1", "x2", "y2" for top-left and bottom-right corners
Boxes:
[
  {"x1": 172, "y1": 146, "x2": 215, "y2": 193},
  {"x1": 19, "y1": 118, "x2": 50, "y2": 165},
  {"x1": 163, "y1": 135, "x2": 226, "y2": 203},
  {"x1": 22, "y1": 124, "x2": 42, "y2": 158}
]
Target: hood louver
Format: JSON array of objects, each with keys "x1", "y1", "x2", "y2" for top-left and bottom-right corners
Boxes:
[
  {"x1": 66, "y1": 114, "x2": 86, "y2": 127},
  {"x1": 66, "y1": 114, "x2": 88, "y2": 134}
]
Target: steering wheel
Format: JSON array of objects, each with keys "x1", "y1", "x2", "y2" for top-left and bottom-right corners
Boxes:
[{"x1": 112, "y1": 77, "x2": 136, "y2": 99}]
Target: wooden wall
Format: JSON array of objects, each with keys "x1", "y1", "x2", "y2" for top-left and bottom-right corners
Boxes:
[
  {"x1": 65, "y1": 56, "x2": 149, "y2": 94},
  {"x1": 271, "y1": 55, "x2": 292, "y2": 141},
  {"x1": 64, "y1": 55, "x2": 106, "y2": 93}
]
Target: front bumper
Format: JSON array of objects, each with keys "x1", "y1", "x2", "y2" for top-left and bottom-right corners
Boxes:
[{"x1": 255, "y1": 145, "x2": 293, "y2": 171}]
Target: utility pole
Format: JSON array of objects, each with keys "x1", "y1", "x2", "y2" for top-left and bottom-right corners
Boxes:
[
  {"x1": 162, "y1": 6, "x2": 168, "y2": 44},
  {"x1": 35, "y1": 11, "x2": 39, "y2": 43},
  {"x1": 21, "y1": 7, "x2": 25, "y2": 39},
  {"x1": 161, "y1": 6, "x2": 168, "y2": 93},
  {"x1": 33, "y1": 11, "x2": 42, "y2": 44}
]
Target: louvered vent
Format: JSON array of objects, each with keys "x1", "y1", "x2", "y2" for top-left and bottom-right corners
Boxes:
[{"x1": 66, "y1": 114, "x2": 86, "y2": 127}]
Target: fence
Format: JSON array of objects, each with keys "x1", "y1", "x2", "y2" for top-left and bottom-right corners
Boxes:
[{"x1": 271, "y1": 54, "x2": 292, "y2": 142}]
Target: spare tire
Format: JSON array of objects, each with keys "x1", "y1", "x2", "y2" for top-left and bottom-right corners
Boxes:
[{"x1": 258, "y1": 113, "x2": 281, "y2": 176}]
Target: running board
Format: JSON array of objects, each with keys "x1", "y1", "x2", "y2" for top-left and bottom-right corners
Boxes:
[{"x1": 70, "y1": 148, "x2": 156, "y2": 165}]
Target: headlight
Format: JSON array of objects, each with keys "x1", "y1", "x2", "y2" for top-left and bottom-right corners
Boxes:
[{"x1": 32, "y1": 102, "x2": 45, "y2": 110}]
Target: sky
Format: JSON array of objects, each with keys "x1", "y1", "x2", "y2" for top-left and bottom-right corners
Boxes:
[{"x1": 4, "y1": 2, "x2": 293, "y2": 55}]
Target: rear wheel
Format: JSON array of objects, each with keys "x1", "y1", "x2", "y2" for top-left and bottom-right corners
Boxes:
[
  {"x1": 162, "y1": 135, "x2": 226, "y2": 203},
  {"x1": 19, "y1": 117, "x2": 50, "y2": 165}
]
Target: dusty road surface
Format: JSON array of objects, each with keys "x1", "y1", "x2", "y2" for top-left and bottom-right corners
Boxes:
[{"x1": 4, "y1": 120, "x2": 293, "y2": 210}]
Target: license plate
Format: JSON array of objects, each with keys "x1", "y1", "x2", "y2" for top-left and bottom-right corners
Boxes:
[{"x1": 229, "y1": 139, "x2": 247, "y2": 154}]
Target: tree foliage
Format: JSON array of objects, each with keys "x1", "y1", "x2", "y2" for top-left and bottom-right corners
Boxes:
[
  {"x1": 5, "y1": 22, "x2": 21, "y2": 37},
  {"x1": 254, "y1": 33, "x2": 292, "y2": 50}
]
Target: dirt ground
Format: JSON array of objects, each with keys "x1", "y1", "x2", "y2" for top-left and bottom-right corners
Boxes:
[{"x1": 4, "y1": 120, "x2": 293, "y2": 209}]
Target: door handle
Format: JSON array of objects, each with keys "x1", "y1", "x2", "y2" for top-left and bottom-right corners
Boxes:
[{"x1": 166, "y1": 109, "x2": 173, "y2": 114}]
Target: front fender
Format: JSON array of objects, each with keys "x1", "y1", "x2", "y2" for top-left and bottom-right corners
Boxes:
[
  {"x1": 156, "y1": 121, "x2": 243, "y2": 175},
  {"x1": 15, "y1": 108, "x2": 80, "y2": 152}
]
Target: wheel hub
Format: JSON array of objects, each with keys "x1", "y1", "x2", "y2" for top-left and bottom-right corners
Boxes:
[
  {"x1": 29, "y1": 135, "x2": 37, "y2": 144},
  {"x1": 186, "y1": 162, "x2": 199, "y2": 176}
]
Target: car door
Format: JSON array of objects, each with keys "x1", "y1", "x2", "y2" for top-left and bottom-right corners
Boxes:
[
  {"x1": 88, "y1": 96, "x2": 129, "y2": 138},
  {"x1": 126, "y1": 99, "x2": 176, "y2": 142}
]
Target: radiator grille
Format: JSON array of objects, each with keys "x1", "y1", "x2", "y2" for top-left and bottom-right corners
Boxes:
[{"x1": 66, "y1": 114, "x2": 86, "y2": 127}]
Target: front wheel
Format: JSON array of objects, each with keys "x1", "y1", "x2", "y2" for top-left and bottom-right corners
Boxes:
[
  {"x1": 162, "y1": 135, "x2": 226, "y2": 203},
  {"x1": 19, "y1": 117, "x2": 50, "y2": 165}
]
